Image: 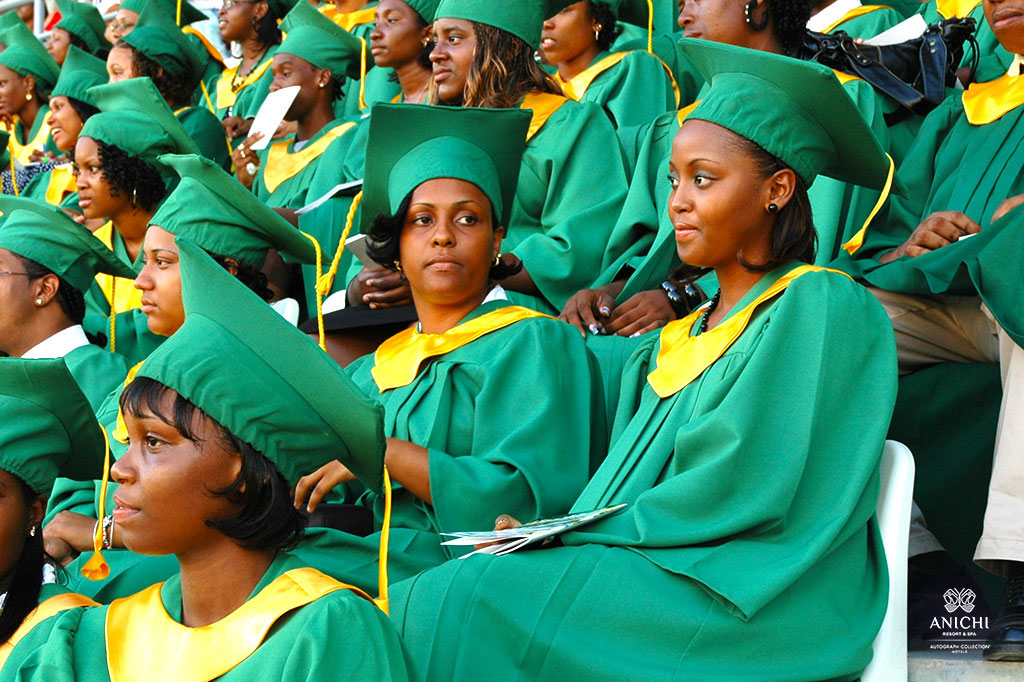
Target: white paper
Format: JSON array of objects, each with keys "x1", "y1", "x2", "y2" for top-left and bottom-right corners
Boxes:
[
  {"x1": 294, "y1": 179, "x2": 363, "y2": 215},
  {"x1": 247, "y1": 85, "x2": 300, "y2": 151},
  {"x1": 864, "y1": 14, "x2": 927, "y2": 46},
  {"x1": 958, "y1": 232, "x2": 979, "y2": 241},
  {"x1": 345, "y1": 234, "x2": 376, "y2": 268}
]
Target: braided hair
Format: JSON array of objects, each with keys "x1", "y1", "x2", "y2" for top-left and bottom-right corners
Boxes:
[{"x1": 767, "y1": 0, "x2": 812, "y2": 56}]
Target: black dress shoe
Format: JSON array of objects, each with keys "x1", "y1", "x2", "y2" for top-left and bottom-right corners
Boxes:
[{"x1": 984, "y1": 564, "x2": 1024, "y2": 661}]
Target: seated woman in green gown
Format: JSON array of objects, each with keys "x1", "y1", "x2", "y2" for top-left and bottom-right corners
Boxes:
[
  {"x1": 0, "y1": 21, "x2": 60, "y2": 169},
  {"x1": 0, "y1": 198, "x2": 132, "y2": 409},
  {"x1": 20, "y1": 47, "x2": 106, "y2": 207},
  {"x1": 45, "y1": 0, "x2": 111, "y2": 65},
  {"x1": 0, "y1": 359, "x2": 104, "y2": 669},
  {"x1": 289, "y1": 103, "x2": 606, "y2": 596},
  {"x1": 0, "y1": 241, "x2": 414, "y2": 682},
  {"x1": 362, "y1": 0, "x2": 438, "y2": 107},
  {"x1": 388, "y1": 42, "x2": 899, "y2": 682},
  {"x1": 106, "y1": 2, "x2": 230, "y2": 169},
  {"x1": 74, "y1": 78, "x2": 200, "y2": 366},
  {"x1": 347, "y1": 0, "x2": 632, "y2": 316},
  {"x1": 541, "y1": 1, "x2": 677, "y2": 130}
]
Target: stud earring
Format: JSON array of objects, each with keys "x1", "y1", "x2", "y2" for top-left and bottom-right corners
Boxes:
[
  {"x1": 767, "y1": 203, "x2": 779, "y2": 214},
  {"x1": 25, "y1": 92, "x2": 32, "y2": 101},
  {"x1": 594, "y1": 25, "x2": 602, "y2": 41},
  {"x1": 319, "y1": 82, "x2": 326, "y2": 88},
  {"x1": 493, "y1": 253, "x2": 502, "y2": 267},
  {"x1": 35, "y1": 298, "x2": 43, "y2": 306}
]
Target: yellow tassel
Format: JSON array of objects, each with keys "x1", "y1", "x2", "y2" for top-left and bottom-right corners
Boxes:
[
  {"x1": 176, "y1": 0, "x2": 182, "y2": 25},
  {"x1": 316, "y1": 191, "x2": 362, "y2": 298},
  {"x1": 108, "y1": 277, "x2": 116, "y2": 353},
  {"x1": 841, "y1": 153, "x2": 895, "y2": 255},
  {"x1": 358, "y1": 37, "x2": 368, "y2": 111},
  {"x1": 646, "y1": 0, "x2": 654, "y2": 54},
  {"x1": 81, "y1": 426, "x2": 113, "y2": 581},
  {"x1": 299, "y1": 230, "x2": 326, "y2": 350},
  {"x1": 9, "y1": 138, "x2": 18, "y2": 197},
  {"x1": 372, "y1": 466, "x2": 392, "y2": 615}
]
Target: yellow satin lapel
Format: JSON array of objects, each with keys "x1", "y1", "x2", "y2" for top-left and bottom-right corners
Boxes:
[
  {"x1": 330, "y1": 5, "x2": 376, "y2": 32},
  {"x1": 962, "y1": 73, "x2": 1024, "y2": 124},
  {"x1": 93, "y1": 222, "x2": 143, "y2": 314},
  {"x1": 215, "y1": 59, "x2": 274, "y2": 110},
  {"x1": 823, "y1": 4, "x2": 889, "y2": 33},
  {"x1": 372, "y1": 307, "x2": 552, "y2": 391},
  {"x1": 262, "y1": 121, "x2": 356, "y2": 193},
  {"x1": 557, "y1": 52, "x2": 630, "y2": 101},
  {"x1": 113, "y1": 361, "x2": 145, "y2": 444},
  {"x1": 521, "y1": 92, "x2": 570, "y2": 141},
  {"x1": 647, "y1": 266, "x2": 852, "y2": 398},
  {"x1": 832, "y1": 69, "x2": 863, "y2": 86},
  {"x1": 677, "y1": 99, "x2": 701, "y2": 125},
  {"x1": 106, "y1": 568, "x2": 370, "y2": 682},
  {"x1": 0, "y1": 593, "x2": 98, "y2": 667},
  {"x1": 5, "y1": 114, "x2": 52, "y2": 166},
  {"x1": 935, "y1": 0, "x2": 982, "y2": 18},
  {"x1": 44, "y1": 163, "x2": 77, "y2": 205}
]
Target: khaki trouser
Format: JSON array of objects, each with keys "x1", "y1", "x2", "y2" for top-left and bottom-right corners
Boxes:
[{"x1": 869, "y1": 288, "x2": 1024, "y2": 576}]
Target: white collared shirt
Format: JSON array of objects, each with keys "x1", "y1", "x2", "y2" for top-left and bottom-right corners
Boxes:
[
  {"x1": 21, "y1": 325, "x2": 91, "y2": 360},
  {"x1": 1009, "y1": 54, "x2": 1024, "y2": 77},
  {"x1": 807, "y1": 0, "x2": 863, "y2": 32}
]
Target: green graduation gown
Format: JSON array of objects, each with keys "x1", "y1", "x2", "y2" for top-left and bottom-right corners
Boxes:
[
  {"x1": 208, "y1": 46, "x2": 277, "y2": 121},
  {"x1": 61, "y1": 342, "x2": 129, "y2": 411},
  {"x1": 176, "y1": 105, "x2": 230, "y2": 169},
  {"x1": 19, "y1": 163, "x2": 77, "y2": 206},
  {"x1": 389, "y1": 265, "x2": 897, "y2": 682},
  {"x1": 817, "y1": 4, "x2": 904, "y2": 39},
  {"x1": 0, "y1": 553, "x2": 414, "y2": 682}
]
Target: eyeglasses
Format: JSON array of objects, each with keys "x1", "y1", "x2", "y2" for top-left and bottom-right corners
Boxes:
[
  {"x1": 109, "y1": 20, "x2": 135, "y2": 33},
  {"x1": 221, "y1": 0, "x2": 257, "y2": 9},
  {"x1": 0, "y1": 271, "x2": 30, "y2": 277}
]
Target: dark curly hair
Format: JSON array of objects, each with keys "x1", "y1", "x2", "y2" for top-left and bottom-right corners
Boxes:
[
  {"x1": 95, "y1": 139, "x2": 168, "y2": 212},
  {"x1": 115, "y1": 40, "x2": 196, "y2": 107},
  {"x1": 766, "y1": 0, "x2": 812, "y2": 56},
  {"x1": 66, "y1": 96, "x2": 99, "y2": 125},
  {"x1": 588, "y1": 2, "x2": 623, "y2": 52},
  {"x1": 18, "y1": 254, "x2": 88, "y2": 324},
  {"x1": 366, "y1": 191, "x2": 523, "y2": 281},
  {"x1": 120, "y1": 376, "x2": 307, "y2": 552},
  {"x1": 210, "y1": 252, "x2": 274, "y2": 302},
  {"x1": 255, "y1": 3, "x2": 283, "y2": 47}
]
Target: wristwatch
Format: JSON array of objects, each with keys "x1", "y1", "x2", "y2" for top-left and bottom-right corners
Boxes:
[{"x1": 660, "y1": 280, "x2": 704, "y2": 318}]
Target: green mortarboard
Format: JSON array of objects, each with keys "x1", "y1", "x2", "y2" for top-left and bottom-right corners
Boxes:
[
  {"x1": 545, "y1": 0, "x2": 652, "y2": 26},
  {"x1": 120, "y1": 1, "x2": 206, "y2": 85},
  {"x1": 0, "y1": 199, "x2": 136, "y2": 294},
  {"x1": 267, "y1": 0, "x2": 301, "y2": 19},
  {"x1": 362, "y1": 103, "x2": 530, "y2": 234},
  {"x1": 55, "y1": 0, "x2": 112, "y2": 54},
  {"x1": 82, "y1": 78, "x2": 200, "y2": 162},
  {"x1": 279, "y1": 0, "x2": 367, "y2": 80},
  {"x1": 434, "y1": 0, "x2": 545, "y2": 49},
  {"x1": 0, "y1": 20, "x2": 61, "y2": 90},
  {"x1": 120, "y1": 0, "x2": 208, "y2": 26},
  {"x1": 136, "y1": 238, "x2": 387, "y2": 492},
  {"x1": 0, "y1": 11, "x2": 22, "y2": 38},
  {"x1": 0, "y1": 358, "x2": 106, "y2": 495},
  {"x1": 51, "y1": 45, "x2": 109, "y2": 105},
  {"x1": 678, "y1": 39, "x2": 891, "y2": 190},
  {"x1": 406, "y1": 0, "x2": 442, "y2": 22},
  {"x1": 153, "y1": 154, "x2": 317, "y2": 267}
]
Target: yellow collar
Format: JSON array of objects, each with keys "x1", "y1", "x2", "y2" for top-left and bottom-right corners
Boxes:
[
  {"x1": 182, "y1": 25, "x2": 225, "y2": 66},
  {"x1": 106, "y1": 568, "x2": 369, "y2": 682},
  {"x1": 833, "y1": 69, "x2": 863, "y2": 85},
  {"x1": 262, "y1": 121, "x2": 356, "y2": 193},
  {"x1": 44, "y1": 163, "x2": 78, "y2": 205},
  {"x1": 935, "y1": 0, "x2": 982, "y2": 18},
  {"x1": 328, "y1": 5, "x2": 377, "y2": 32},
  {"x1": 557, "y1": 52, "x2": 630, "y2": 100},
  {"x1": 215, "y1": 58, "x2": 274, "y2": 110},
  {"x1": 93, "y1": 222, "x2": 143, "y2": 315},
  {"x1": 372, "y1": 306, "x2": 551, "y2": 391},
  {"x1": 961, "y1": 72, "x2": 1024, "y2": 124},
  {"x1": 520, "y1": 91, "x2": 570, "y2": 141},
  {"x1": 647, "y1": 266, "x2": 851, "y2": 398},
  {"x1": 5, "y1": 113, "x2": 51, "y2": 166},
  {"x1": 0, "y1": 592, "x2": 97, "y2": 667}
]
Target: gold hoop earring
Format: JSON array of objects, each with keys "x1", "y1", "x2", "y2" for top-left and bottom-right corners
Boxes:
[{"x1": 393, "y1": 260, "x2": 403, "y2": 272}]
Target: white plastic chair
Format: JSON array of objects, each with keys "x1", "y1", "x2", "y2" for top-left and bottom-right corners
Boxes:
[
  {"x1": 862, "y1": 440, "x2": 916, "y2": 682},
  {"x1": 269, "y1": 297, "x2": 300, "y2": 327}
]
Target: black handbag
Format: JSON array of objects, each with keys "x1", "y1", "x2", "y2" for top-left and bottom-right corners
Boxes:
[{"x1": 798, "y1": 18, "x2": 979, "y2": 118}]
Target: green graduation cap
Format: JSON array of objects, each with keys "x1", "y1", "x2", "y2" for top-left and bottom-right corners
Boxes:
[
  {"x1": 267, "y1": 0, "x2": 301, "y2": 18},
  {"x1": 51, "y1": 45, "x2": 109, "y2": 105},
  {"x1": 434, "y1": 0, "x2": 546, "y2": 49},
  {"x1": 544, "y1": 0, "x2": 651, "y2": 26},
  {"x1": 0, "y1": 20, "x2": 61, "y2": 91},
  {"x1": 361, "y1": 103, "x2": 530, "y2": 235},
  {"x1": 279, "y1": 0, "x2": 368, "y2": 80},
  {"x1": 0, "y1": 357, "x2": 106, "y2": 495},
  {"x1": 120, "y1": 0, "x2": 208, "y2": 26},
  {"x1": 677, "y1": 39, "x2": 892, "y2": 190},
  {"x1": 82, "y1": 78, "x2": 200, "y2": 162},
  {"x1": 153, "y1": 153, "x2": 318, "y2": 267},
  {"x1": 406, "y1": 0, "x2": 443, "y2": 22},
  {"x1": 0, "y1": 198, "x2": 136, "y2": 294},
  {"x1": 135, "y1": 238, "x2": 387, "y2": 493},
  {"x1": 55, "y1": 0, "x2": 111, "y2": 54},
  {"x1": 120, "y1": 1, "x2": 207, "y2": 85},
  {"x1": 0, "y1": 11, "x2": 22, "y2": 37}
]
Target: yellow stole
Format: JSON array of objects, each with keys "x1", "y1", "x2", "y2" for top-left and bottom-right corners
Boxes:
[
  {"x1": 93, "y1": 222, "x2": 143, "y2": 314},
  {"x1": 105, "y1": 568, "x2": 370, "y2": 682},
  {"x1": 961, "y1": 72, "x2": 1024, "y2": 124},
  {"x1": 557, "y1": 52, "x2": 630, "y2": 101},
  {"x1": 372, "y1": 306, "x2": 551, "y2": 391},
  {"x1": 520, "y1": 92, "x2": 570, "y2": 142},
  {"x1": 0, "y1": 592, "x2": 98, "y2": 667},
  {"x1": 112, "y1": 360, "x2": 144, "y2": 443},
  {"x1": 262, "y1": 121, "x2": 356, "y2": 194},
  {"x1": 647, "y1": 266, "x2": 851, "y2": 398},
  {"x1": 5, "y1": 114, "x2": 52, "y2": 166},
  {"x1": 326, "y1": 5, "x2": 376, "y2": 32},
  {"x1": 822, "y1": 4, "x2": 889, "y2": 33},
  {"x1": 182, "y1": 25, "x2": 226, "y2": 66},
  {"x1": 832, "y1": 69, "x2": 863, "y2": 86},
  {"x1": 215, "y1": 58, "x2": 274, "y2": 110},
  {"x1": 44, "y1": 163, "x2": 77, "y2": 205},
  {"x1": 935, "y1": 0, "x2": 981, "y2": 18},
  {"x1": 677, "y1": 99, "x2": 701, "y2": 124}
]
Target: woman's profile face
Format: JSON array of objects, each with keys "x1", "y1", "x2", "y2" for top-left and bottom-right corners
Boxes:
[
  {"x1": 678, "y1": 0, "x2": 754, "y2": 48},
  {"x1": 667, "y1": 120, "x2": 775, "y2": 270},
  {"x1": 111, "y1": 390, "x2": 241, "y2": 557},
  {"x1": 46, "y1": 27, "x2": 72, "y2": 67},
  {"x1": 0, "y1": 248, "x2": 39, "y2": 356},
  {"x1": 106, "y1": 45, "x2": 136, "y2": 84},
  {"x1": 540, "y1": 1, "x2": 596, "y2": 65},
  {"x1": 0, "y1": 64, "x2": 31, "y2": 117},
  {"x1": 371, "y1": 0, "x2": 429, "y2": 69},
  {"x1": 109, "y1": 8, "x2": 139, "y2": 42},
  {"x1": 218, "y1": 0, "x2": 265, "y2": 44},
  {"x1": 73, "y1": 136, "x2": 131, "y2": 221},
  {"x1": 399, "y1": 177, "x2": 501, "y2": 307},
  {"x1": 134, "y1": 226, "x2": 185, "y2": 337},
  {"x1": 0, "y1": 469, "x2": 42, "y2": 583},
  {"x1": 47, "y1": 95, "x2": 84, "y2": 152},
  {"x1": 430, "y1": 18, "x2": 476, "y2": 102}
]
